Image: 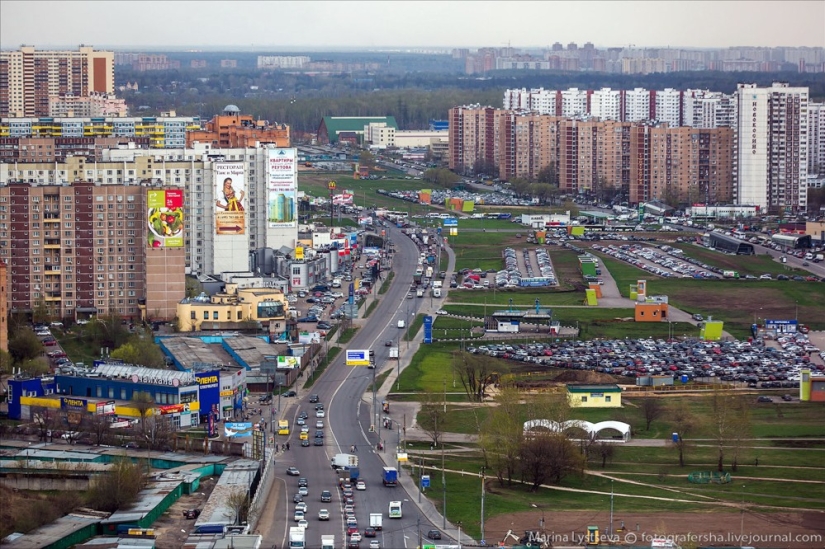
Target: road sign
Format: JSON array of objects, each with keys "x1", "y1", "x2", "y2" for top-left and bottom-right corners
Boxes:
[
  {"x1": 423, "y1": 315, "x2": 433, "y2": 344},
  {"x1": 421, "y1": 475, "x2": 430, "y2": 488},
  {"x1": 442, "y1": 218, "x2": 458, "y2": 227},
  {"x1": 345, "y1": 349, "x2": 370, "y2": 366}
]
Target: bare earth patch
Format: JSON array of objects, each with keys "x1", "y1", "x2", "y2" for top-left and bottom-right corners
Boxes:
[{"x1": 485, "y1": 509, "x2": 825, "y2": 548}]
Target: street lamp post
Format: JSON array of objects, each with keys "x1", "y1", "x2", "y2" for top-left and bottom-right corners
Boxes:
[{"x1": 480, "y1": 468, "x2": 486, "y2": 545}]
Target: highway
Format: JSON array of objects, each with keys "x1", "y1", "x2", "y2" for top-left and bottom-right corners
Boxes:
[{"x1": 270, "y1": 221, "x2": 437, "y2": 549}]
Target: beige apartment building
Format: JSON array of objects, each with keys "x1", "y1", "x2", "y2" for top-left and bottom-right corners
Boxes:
[
  {"x1": 0, "y1": 46, "x2": 115, "y2": 117},
  {"x1": 0, "y1": 181, "x2": 184, "y2": 322}
]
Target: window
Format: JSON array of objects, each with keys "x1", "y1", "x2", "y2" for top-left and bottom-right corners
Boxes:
[
  {"x1": 203, "y1": 311, "x2": 209, "y2": 320},
  {"x1": 605, "y1": 396, "x2": 612, "y2": 403},
  {"x1": 581, "y1": 396, "x2": 588, "y2": 403},
  {"x1": 213, "y1": 311, "x2": 219, "y2": 320}
]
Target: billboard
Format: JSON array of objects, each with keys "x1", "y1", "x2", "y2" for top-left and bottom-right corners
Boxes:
[
  {"x1": 215, "y1": 162, "x2": 246, "y2": 235},
  {"x1": 267, "y1": 148, "x2": 297, "y2": 228},
  {"x1": 95, "y1": 400, "x2": 116, "y2": 415},
  {"x1": 345, "y1": 349, "x2": 370, "y2": 366},
  {"x1": 147, "y1": 189, "x2": 184, "y2": 248},
  {"x1": 423, "y1": 315, "x2": 433, "y2": 344},
  {"x1": 295, "y1": 246, "x2": 305, "y2": 260},
  {"x1": 224, "y1": 422, "x2": 254, "y2": 438},
  {"x1": 196, "y1": 370, "x2": 221, "y2": 417},
  {"x1": 277, "y1": 356, "x2": 300, "y2": 369}
]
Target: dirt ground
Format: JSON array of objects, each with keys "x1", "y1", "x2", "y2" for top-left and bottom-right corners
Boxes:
[
  {"x1": 485, "y1": 509, "x2": 825, "y2": 548},
  {"x1": 151, "y1": 476, "x2": 217, "y2": 549}
]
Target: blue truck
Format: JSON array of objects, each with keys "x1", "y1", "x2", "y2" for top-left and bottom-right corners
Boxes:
[{"x1": 382, "y1": 466, "x2": 398, "y2": 486}]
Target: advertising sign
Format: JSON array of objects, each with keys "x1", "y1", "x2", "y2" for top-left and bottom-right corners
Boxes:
[
  {"x1": 765, "y1": 319, "x2": 798, "y2": 334},
  {"x1": 423, "y1": 315, "x2": 433, "y2": 344},
  {"x1": 298, "y1": 331, "x2": 321, "y2": 344},
  {"x1": 224, "y1": 422, "x2": 254, "y2": 438},
  {"x1": 195, "y1": 370, "x2": 220, "y2": 418},
  {"x1": 61, "y1": 397, "x2": 87, "y2": 411},
  {"x1": 345, "y1": 349, "x2": 370, "y2": 366},
  {"x1": 276, "y1": 356, "x2": 300, "y2": 369},
  {"x1": 147, "y1": 189, "x2": 184, "y2": 248},
  {"x1": 159, "y1": 403, "x2": 191, "y2": 415},
  {"x1": 95, "y1": 400, "x2": 116, "y2": 415},
  {"x1": 267, "y1": 148, "x2": 297, "y2": 228},
  {"x1": 215, "y1": 162, "x2": 246, "y2": 235},
  {"x1": 295, "y1": 246, "x2": 304, "y2": 260},
  {"x1": 442, "y1": 218, "x2": 458, "y2": 227}
]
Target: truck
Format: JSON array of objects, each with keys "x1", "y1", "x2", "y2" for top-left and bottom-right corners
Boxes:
[
  {"x1": 331, "y1": 453, "x2": 358, "y2": 469},
  {"x1": 320, "y1": 535, "x2": 335, "y2": 549},
  {"x1": 389, "y1": 347, "x2": 399, "y2": 359},
  {"x1": 348, "y1": 466, "x2": 360, "y2": 482},
  {"x1": 425, "y1": 266, "x2": 434, "y2": 279},
  {"x1": 815, "y1": 254, "x2": 824, "y2": 263},
  {"x1": 722, "y1": 270, "x2": 740, "y2": 279},
  {"x1": 416, "y1": 288, "x2": 424, "y2": 298},
  {"x1": 370, "y1": 513, "x2": 383, "y2": 530},
  {"x1": 432, "y1": 287, "x2": 442, "y2": 298},
  {"x1": 388, "y1": 501, "x2": 402, "y2": 518},
  {"x1": 382, "y1": 467, "x2": 398, "y2": 486},
  {"x1": 289, "y1": 526, "x2": 306, "y2": 548}
]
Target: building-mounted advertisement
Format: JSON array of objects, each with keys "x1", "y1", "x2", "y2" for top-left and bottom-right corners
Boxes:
[
  {"x1": 147, "y1": 189, "x2": 184, "y2": 248},
  {"x1": 277, "y1": 356, "x2": 299, "y2": 369},
  {"x1": 215, "y1": 162, "x2": 246, "y2": 235},
  {"x1": 267, "y1": 148, "x2": 297, "y2": 228}
]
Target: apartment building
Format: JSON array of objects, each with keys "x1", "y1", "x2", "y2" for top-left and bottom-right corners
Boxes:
[
  {"x1": 495, "y1": 111, "x2": 559, "y2": 182},
  {"x1": 0, "y1": 259, "x2": 7, "y2": 352},
  {"x1": 0, "y1": 114, "x2": 202, "y2": 148},
  {"x1": 809, "y1": 102, "x2": 825, "y2": 177},
  {"x1": 0, "y1": 136, "x2": 151, "y2": 163},
  {"x1": 0, "y1": 46, "x2": 115, "y2": 117},
  {"x1": 654, "y1": 89, "x2": 682, "y2": 128},
  {"x1": 682, "y1": 90, "x2": 738, "y2": 129},
  {"x1": 0, "y1": 145, "x2": 300, "y2": 276},
  {"x1": 735, "y1": 83, "x2": 809, "y2": 213},
  {"x1": 625, "y1": 88, "x2": 653, "y2": 123},
  {"x1": 0, "y1": 181, "x2": 184, "y2": 321},
  {"x1": 185, "y1": 106, "x2": 290, "y2": 149},
  {"x1": 448, "y1": 105, "x2": 497, "y2": 174},
  {"x1": 560, "y1": 88, "x2": 589, "y2": 118},
  {"x1": 590, "y1": 88, "x2": 622, "y2": 122},
  {"x1": 48, "y1": 92, "x2": 128, "y2": 118}
]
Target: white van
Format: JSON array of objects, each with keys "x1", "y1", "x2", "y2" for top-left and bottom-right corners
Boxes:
[{"x1": 397, "y1": 320, "x2": 406, "y2": 329}]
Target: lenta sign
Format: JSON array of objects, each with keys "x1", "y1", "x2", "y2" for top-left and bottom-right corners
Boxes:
[{"x1": 345, "y1": 349, "x2": 370, "y2": 367}]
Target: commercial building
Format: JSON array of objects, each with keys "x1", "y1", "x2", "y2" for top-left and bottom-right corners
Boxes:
[
  {"x1": 176, "y1": 284, "x2": 287, "y2": 333},
  {"x1": 566, "y1": 384, "x2": 622, "y2": 408},
  {"x1": 0, "y1": 181, "x2": 185, "y2": 321},
  {"x1": 317, "y1": 116, "x2": 398, "y2": 145},
  {"x1": 186, "y1": 105, "x2": 290, "y2": 148},
  {"x1": 0, "y1": 45, "x2": 115, "y2": 117},
  {"x1": 735, "y1": 83, "x2": 809, "y2": 213},
  {"x1": 0, "y1": 113, "x2": 201, "y2": 148},
  {"x1": 0, "y1": 144, "x2": 301, "y2": 277}
]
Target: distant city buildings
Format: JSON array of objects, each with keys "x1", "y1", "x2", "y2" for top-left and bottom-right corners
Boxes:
[
  {"x1": 129, "y1": 54, "x2": 181, "y2": 71},
  {"x1": 0, "y1": 45, "x2": 115, "y2": 117},
  {"x1": 186, "y1": 105, "x2": 290, "y2": 148},
  {"x1": 257, "y1": 55, "x2": 310, "y2": 69},
  {"x1": 47, "y1": 92, "x2": 128, "y2": 118}
]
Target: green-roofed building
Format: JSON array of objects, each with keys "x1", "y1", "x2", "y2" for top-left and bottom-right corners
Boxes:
[
  {"x1": 317, "y1": 116, "x2": 399, "y2": 145},
  {"x1": 566, "y1": 384, "x2": 622, "y2": 408}
]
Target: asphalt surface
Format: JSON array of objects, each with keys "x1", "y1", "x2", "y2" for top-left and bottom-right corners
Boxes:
[{"x1": 265, "y1": 222, "x2": 447, "y2": 549}]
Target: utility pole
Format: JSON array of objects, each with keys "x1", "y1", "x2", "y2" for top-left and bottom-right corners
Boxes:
[
  {"x1": 609, "y1": 479, "x2": 614, "y2": 537},
  {"x1": 441, "y1": 421, "x2": 446, "y2": 529},
  {"x1": 443, "y1": 378, "x2": 447, "y2": 413},
  {"x1": 480, "y1": 468, "x2": 486, "y2": 545},
  {"x1": 417, "y1": 517, "x2": 422, "y2": 549}
]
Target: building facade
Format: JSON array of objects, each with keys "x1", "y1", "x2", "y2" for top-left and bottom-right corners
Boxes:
[
  {"x1": 186, "y1": 106, "x2": 290, "y2": 149},
  {"x1": 0, "y1": 46, "x2": 115, "y2": 117},
  {"x1": 809, "y1": 102, "x2": 825, "y2": 177},
  {"x1": 48, "y1": 92, "x2": 128, "y2": 118},
  {"x1": 735, "y1": 83, "x2": 809, "y2": 213},
  {"x1": 0, "y1": 136, "x2": 152, "y2": 163},
  {"x1": 447, "y1": 105, "x2": 496, "y2": 174}
]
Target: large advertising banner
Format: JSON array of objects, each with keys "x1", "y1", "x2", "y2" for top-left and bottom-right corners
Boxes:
[
  {"x1": 267, "y1": 148, "x2": 297, "y2": 228},
  {"x1": 196, "y1": 370, "x2": 221, "y2": 418},
  {"x1": 147, "y1": 189, "x2": 184, "y2": 248},
  {"x1": 214, "y1": 163, "x2": 246, "y2": 235}
]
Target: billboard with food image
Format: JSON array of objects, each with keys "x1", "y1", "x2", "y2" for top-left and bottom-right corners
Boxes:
[
  {"x1": 215, "y1": 162, "x2": 246, "y2": 235},
  {"x1": 147, "y1": 189, "x2": 184, "y2": 248}
]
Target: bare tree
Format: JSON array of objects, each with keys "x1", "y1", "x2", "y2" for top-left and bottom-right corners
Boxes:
[
  {"x1": 641, "y1": 397, "x2": 665, "y2": 431},
  {"x1": 417, "y1": 390, "x2": 447, "y2": 447},
  {"x1": 84, "y1": 413, "x2": 113, "y2": 446},
  {"x1": 519, "y1": 433, "x2": 584, "y2": 491},
  {"x1": 592, "y1": 441, "x2": 616, "y2": 468},
  {"x1": 480, "y1": 384, "x2": 523, "y2": 485},
  {"x1": 87, "y1": 457, "x2": 145, "y2": 513},
  {"x1": 453, "y1": 351, "x2": 500, "y2": 403},
  {"x1": 671, "y1": 400, "x2": 698, "y2": 467},
  {"x1": 226, "y1": 487, "x2": 257, "y2": 525},
  {"x1": 131, "y1": 391, "x2": 155, "y2": 439},
  {"x1": 708, "y1": 388, "x2": 751, "y2": 472}
]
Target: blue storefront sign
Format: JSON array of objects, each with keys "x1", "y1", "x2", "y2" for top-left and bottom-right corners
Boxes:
[
  {"x1": 196, "y1": 370, "x2": 221, "y2": 420},
  {"x1": 423, "y1": 315, "x2": 433, "y2": 344}
]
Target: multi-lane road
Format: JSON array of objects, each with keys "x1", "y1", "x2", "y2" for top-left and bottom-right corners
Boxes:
[{"x1": 268, "y1": 222, "x2": 440, "y2": 549}]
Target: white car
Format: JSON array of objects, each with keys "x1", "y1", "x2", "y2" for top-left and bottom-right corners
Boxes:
[
  {"x1": 316, "y1": 420, "x2": 324, "y2": 429},
  {"x1": 436, "y1": 309, "x2": 448, "y2": 315},
  {"x1": 316, "y1": 410, "x2": 325, "y2": 418},
  {"x1": 318, "y1": 509, "x2": 330, "y2": 521},
  {"x1": 298, "y1": 486, "x2": 308, "y2": 496},
  {"x1": 350, "y1": 533, "x2": 362, "y2": 543},
  {"x1": 295, "y1": 502, "x2": 307, "y2": 513},
  {"x1": 294, "y1": 510, "x2": 304, "y2": 522},
  {"x1": 298, "y1": 519, "x2": 308, "y2": 530},
  {"x1": 370, "y1": 541, "x2": 381, "y2": 549},
  {"x1": 356, "y1": 481, "x2": 366, "y2": 491}
]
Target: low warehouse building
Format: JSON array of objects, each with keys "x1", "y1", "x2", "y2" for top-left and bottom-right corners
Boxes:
[{"x1": 566, "y1": 384, "x2": 622, "y2": 408}]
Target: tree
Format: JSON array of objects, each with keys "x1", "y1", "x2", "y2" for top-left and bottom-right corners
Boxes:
[
  {"x1": 453, "y1": 351, "x2": 500, "y2": 403},
  {"x1": 32, "y1": 296, "x2": 51, "y2": 325},
  {"x1": 86, "y1": 457, "x2": 144, "y2": 513},
  {"x1": 226, "y1": 487, "x2": 257, "y2": 525},
  {"x1": 671, "y1": 400, "x2": 698, "y2": 467},
  {"x1": 641, "y1": 397, "x2": 665, "y2": 431},
  {"x1": 18, "y1": 357, "x2": 50, "y2": 377},
  {"x1": 131, "y1": 391, "x2": 155, "y2": 441},
  {"x1": 109, "y1": 337, "x2": 166, "y2": 368},
  {"x1": 479, "y1": 385, "x2": 523, "y2": 485},
  {"x1": 537, "y1": 163, "x2": 558, "y2": 186},
  {"x1": 84, "y1": 413, "x2": 113, "y2": 446},
  {"x1": 417, "y1": 390, "x2": 447, "y2": 447},
  {"x1": 592, "y1": 441, "x2": 616, "y2": 468},
  {"x1": 519, "y1": 433, "x2": 584, "y2": 490},
  {"x1": 358, "y1": 149, "x2": 376, "y2": 170},
  {"x1": 708, "y1": 388, "x2": 751, "y2": 472},
  {"x1": 8, "y1": 329, "x2": 44, "y2": 364}
]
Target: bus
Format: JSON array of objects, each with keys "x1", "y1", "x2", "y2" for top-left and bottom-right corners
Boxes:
[
  {"x1": 388, "y1": 501, "x2": 402, "y2": 518},
  {"x1": 278, "y1": 420, "x2": 289, "y2": 435}
]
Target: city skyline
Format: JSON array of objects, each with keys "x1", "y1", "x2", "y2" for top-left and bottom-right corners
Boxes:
[{"x1": 1, "y1": 1, "x2": 824, "y2": 50}]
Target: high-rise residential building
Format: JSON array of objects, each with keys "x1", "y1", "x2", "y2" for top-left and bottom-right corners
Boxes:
[
  {"x1": 625, "y1": 88, "x2": 653, "y2": 122},
  {"x1": 185, "y1": 105, "x2": 290, "y2": 149},
  {"x1": 0, "y1": 144, "x2": 300, "y2": 277},
  {"x1": 735, "y1": 82, "x2": 809, "y2": 213},
  {"x1": 809, "y1": 102, "x2": 825, "y2": 177},
  {"x1": 47, "y1": 92, "x2": 128, "y2": 118},
  {"x1": 494, "y1": 111, "x2": 559, "y2": 181},
  {"x1": 560, "y1": 88, "x2": 589, "y2": 118},
  {"x1": 682, "y1": 90, "x2": 738, "y2": 129},
  {"x1": 0, "y1": 181, "x2": 184, "y2": 321},
  {"x1": 0, "y1": 258, "x2": 7, "y2": 352},
  {"x1": 0, "y1": 136, "x2": 151, "y2": 163},
  {"x1": 590, "y1": 88, "x2": 622, "y2": 121},
  {"x1": 0, "y1": 45, "x2": 115, "y2": 117},
  {"x1": 654, "y1": 88, "x2": 682, "y2": 127},
  {"x1": 448, "y1": 105, "x2": 497, "y2": 174}
]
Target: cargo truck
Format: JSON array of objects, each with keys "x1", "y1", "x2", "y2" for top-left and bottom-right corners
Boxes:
[
  {"x1": 389, "y1": 347, "x2": 399, "y2": 359},
  {"x1": 321, "y1": 535, "x2": 335, "y2": 549},
  {"x1": 382, "y1": 467, "x2": 398, "y2": 486},
  {"x1": 289, "y1": 526, "x2": 306, "y2": 548},
  {"x1": 348, "y1": 466, "x2": 360, "y2": 482},
  {"x1": 331, "y1": 453, "x2": 358, "y2": 469},
  {"x1": 370, "y1": 513, "x2": 383, "y2": 530}
]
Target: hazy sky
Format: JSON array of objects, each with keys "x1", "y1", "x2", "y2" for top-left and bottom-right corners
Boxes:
[{"x1": 2, "y1": 1, "x2": 824, "y2": 50}]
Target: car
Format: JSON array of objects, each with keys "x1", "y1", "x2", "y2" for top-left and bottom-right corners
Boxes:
[
  {"x1": 315, "y1": 403, "x2": 324, "y2": 410},
  {"x1": 298, "y1": 411, "x2": 308, "y2": 419},
  {"x1": 350, "y1": 532, "x2": 362, "y2": 542},
  {"x1": 347, "y1": 540, "x2": 361, "y2": 549},
  {"x1": 282, "y1": 390, "x2": 297, "y2": 398},
  {"x1": 344, "y1": 496, "x2": 355, "y2": 506},
  {"x1": 436, "y1": 309, "x2": 448, "y2": 315},
  {"x1": 369, "y1": 541, "x2": 380, "y2": 549},
  {"x1": 759, "y1": 274, "x2": 773, "y2": 280},
  {"x1": 317, "y1": 321, "x2": 332, "y2": 330},
  {"x1": 294, "y1": 510, "x2": 305, "y2": 522},
  {"x1": 342, "y1": 488, "x2": 353, "y2": 498},
  {"x1": 298, "y1": 519, "x2": 309, "y2": 530},
  {"x1": 309, "y1": 394, "x2": 319, "y2": 403},
  {"x1": 298, "y1": 477, "x2": 308, "y2": 487},
  {"x1": 293, "y1": 493, "x2": 303, "y2": 503},
  {"x1": 295, "y1": 502, "x2": 307, "y2": 513},
  {"x1": 385, "y1": 340, "x2": 393, "y2": 346},
  {"x1": 182, "y1": 508, "x2": 201, "y2": 519},
  {"x1": 316, "y1": 420, "x2": 324, "y2": 429},
  {"x1": 757, "y1": 396, "x2": 773, "y2": 403},
  {"x1": 397, "y1": 320, "x2": 406, "y2": 328},
  {"x1": 692, "y1": 313, "x2": 704, "y2": 321},
  {"x1": 301, "y1": 439, "x2": 310, "y2": 447},
  {"x1": 344, "y1": 504, "x2": 355, "y2": 515},
  {"x1": 123, "y1": 441, "x2": 140, "y2": 449},
  {"x1": 314, "y1": 438, "x2": 324, "y2": 446},
  {"x1": 258, "y1": 394, "x2": 273, "y2": 403},
  {"x1": 407, "y1": 293, "x2": 413, "y2": 299},
  {"x1": 300, "y1": 425, "x2": 310, "y2": 433},
  {"x1": 320, "y1": 490, "x2": 332, "y2": 502},
  {"x1": 296, "y1": 417, "x2": 306, "y2": 426},
  {"x1": 315, "y1": 430, "x2": 324, "y2": 439},
  {"x1": 356, "y1": 481, "x2": 366, "y2": 491},
  {"x1": 427, "y1": 530, "x2": 442, "y2": 540},
  {"x1": 364, "y1": 527, "x2": 376, "y2": 537},
  {"x1": 782, "y1": 394, "x2": 793, "y2": 401},
  {"x1": 287, "y1": 466, "x2": 300, "y2": 476},
  {"x1": 298, "y1": 316, "x2": 319, "y2": 323},
  {"x1": 298, "y1": 486, "x2": 308, "y2": 496},
  {"x1": 316, "y1": 409, "x2": 325, "y2": 418},
  {"x1": 318, "y1": 508, "x2": 330, "y2": 520}
]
